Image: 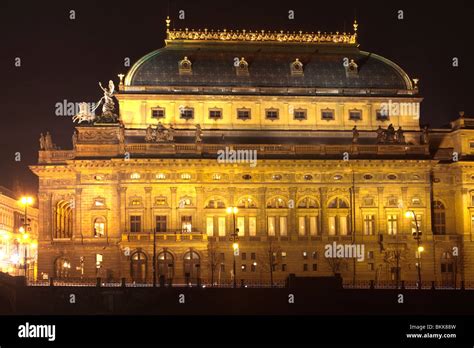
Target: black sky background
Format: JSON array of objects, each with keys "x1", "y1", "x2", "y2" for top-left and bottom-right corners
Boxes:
[{"x1": 1, "y1": 0, "x2": 473, "y2": 196}]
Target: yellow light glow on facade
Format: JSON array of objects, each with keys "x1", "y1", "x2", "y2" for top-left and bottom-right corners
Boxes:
[
  {"x1": 418, "y1": 246, "x2": 424, "y2": 253},
  {"x1": 405, "y1": 211, "x2": 414, "y2": 218},
  {"x1": 226, "y1": 207, "x2": 238, "y2": 214},
  {"x1": 232, "y1": 243, "x2": 239, "y2": 250},
  {"x1": 19, "y1": 226, "x2": 25, "y2": 233}
]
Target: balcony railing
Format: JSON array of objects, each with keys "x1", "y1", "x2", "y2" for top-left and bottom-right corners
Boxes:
[{"x1": 122, "y1": 230, "x2": 207, "y2": 242}]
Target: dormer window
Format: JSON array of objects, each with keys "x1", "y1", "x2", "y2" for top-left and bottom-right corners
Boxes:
[
  {"x1": 180, "y1": 107, "x2": 194, "y2": 120},
  {"x1": 376, "y1": 109, "x2": 389, "y2": 121},
  {"x1": 209, "y1": 108, "x2": 223, "y2": 120},
  {"x1": 345, "y1": 59, "x2": 358, "y2": 78},
  {"x1": 290, "y1": 58, "x2": 304, "y2": 76},
  {"x1": 321, "y1": 109, "x2": 335, "y2": 121},
  {"x1": 237, "y1": 108, "x2": 251, "y2": 120},
  {"x1": 235, "y1": 57, "x2": 249, "y2": 76},
  {"x1": 293, "y1": 108, "x2": 307, "y2": 121},
  {"x1": 151, "y1": 107, "x2": 165, "y2": 119},
  {"x1": 349, "y1": 109, "x2": 362, "y2": 121},
  {"x1": 265, "y1": 108, "x2": 279, "y2": 121},
  {"x1": 178, "y1": 56, "x2": 192, "y2": 75}
]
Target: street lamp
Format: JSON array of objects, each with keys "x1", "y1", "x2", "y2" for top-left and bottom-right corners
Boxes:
[
  {"x1": 19, "y1": 196, "x2": 33, "y2": 280},
  {"x1": 227, "y1": 206, "x2": 239, "y2": 288},
  {"x1": 405, "y1": 210, "x2": 423, "y2": 289}
]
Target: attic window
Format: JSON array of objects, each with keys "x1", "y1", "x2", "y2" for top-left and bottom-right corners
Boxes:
[
  {"x1": 265, "y1": 108, "x2": 279, "y2": 121},
  {"x1": 151, "y1": 107, "x2": 165, "y2": 119},
  {"x1": 290, "y1": 58, "x2": 304, "y2": 76},
  {"x1": 376, "y1": 109, "x2": 389, "y2": 121},
  {"x1": 209, "y1": 108, "x2": 223, "y2": 120},
  {"x1": 237, "y1": 108, "x2": 251, "y2": 120},
  {"x1": 178, "y1": 56, "x2": 192, "y2": 75},
  {"x1": 236, "y1": 57, "x2": 249, "y2": 76},
  {"x1": 180, "y1": 107, "x2": 194, "y2": 120},
  {"x1": 321, "y1": 109, "x2": 335, "y2": 121},
  {"x1": 349, "y1": 109, "x2": 362, "y2": 121},
  {"x1": 345, "y1": 59, "x2": 358, "y2": 78},
  {"x1": 293, "y1": 109, "x2": 307, "y2": 121}
]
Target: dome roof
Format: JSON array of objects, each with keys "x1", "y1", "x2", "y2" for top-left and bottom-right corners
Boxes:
[{"x1": 124, "y1": 24, "x2": 414, "y2": 96}]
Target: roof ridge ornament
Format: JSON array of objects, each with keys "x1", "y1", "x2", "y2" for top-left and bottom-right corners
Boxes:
[{"x1": 165, "y1": 18, "x2": 358, "y2": 45}]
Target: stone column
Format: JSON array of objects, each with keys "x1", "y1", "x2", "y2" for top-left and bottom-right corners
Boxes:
[
  {"x1": 288, "y1": 187, "x2": 297, "y2": 238},
  {"x1": 377, "y1": 187, "x2": 384, "y2": 234},
  {"x1": 424, "y1": 186, "x2": 432, "y2": 234},
  {"x1": 38, "y1": 192, "x2": 51, "y2": 241},
  {"x1": 257, "y1": 187, "x2": 267, "y2": 237},
  {"x1": 227, "y1": 187, "x2": 236, "y2": 237},
  {"x1": 195, "y1": 186, "x2": 204, "y2": 233},
  {"x1": 170, "y1": 187, "x2": 177, "y2": 231},
  {"x1": 401, "y1": 187, "x2": 408, "y2": 234},
  {"x1": 74, "y1": 188, "x2": 82, "y2": 241},
  {"x1": 118, "y1": 187, "x2": 127, "y2": 233},
  {"x1": 145, "y1": 187, "x2": 152, "y2": 233},
  {"x1": 319, "y1": 187, "x2": 328, "y2": 235}
]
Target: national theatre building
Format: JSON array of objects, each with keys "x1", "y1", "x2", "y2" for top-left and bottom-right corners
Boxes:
[{"x1": 30, "y1": 18, "x2": 474, "y2": 287}]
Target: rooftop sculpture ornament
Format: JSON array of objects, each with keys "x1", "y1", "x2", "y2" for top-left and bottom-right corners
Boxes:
[
  {"x1": 72, "y1": 102, "x2": 96, "y2": 124},
  {"x1": 352, "y1": 126, "x2": 359, "y2": 144},
  {"x1": 145, "y1": 123, "x2": 175, "y2": 142},
  {"x1": 375, "y1": 125, "x2": 406, "y2": 145},
  {"x1": 195, "y1": 124, "x2": 203, "y2": 143},
  {"x1": 95, "y1": 80, "x2": 118, "y2": 123}
]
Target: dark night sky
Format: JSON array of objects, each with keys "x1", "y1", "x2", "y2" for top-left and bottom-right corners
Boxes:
[{"x1": 1, "y1": 0, "x2": 473, "y2": 195}]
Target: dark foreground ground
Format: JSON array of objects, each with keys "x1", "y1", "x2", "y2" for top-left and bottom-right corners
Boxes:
[{"x1": 1, "y1": 274, "x2": 473, "y2": 315}]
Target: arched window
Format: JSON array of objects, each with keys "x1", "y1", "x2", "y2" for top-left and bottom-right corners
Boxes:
[
  {"x1": 237, "y1": 196, "x2": 257, "y2": 209},
  {"x1": 54, "y1": 200, "x2": 73, "y2": 239},
  {"x1": 433, "y1": 201, "x2": 446, "y2": 235},
  {"x1": 328, "y1": 198, "x2": 349, "y2": 209},
  {"x1": 205, "y1": 197, "x2": 226, "y2": 209},
  {"x1": 157, "y1": 251, "x2": 174, "y2": 280},
  {"x1": 266, "y1": 197, "x2": 287, "y2": 209},
  {"x1": 130, "y1": 251, "x2": 147, "y2": 283},
  {"x1": 93, "y1": 217, "x2": 106, "y2": 238},
  {"x1": 54, "y1": 257, "x2": 71, "y2": 278},
  {"x1": 297, "y1": 197, "x2": 319, "y2": 208},
  {"x1": 327, "y1": 197, "x2": 350, "y2": 236},
  {"x1": 183, "y1": 250, "x2": 201, "y2": 283}
]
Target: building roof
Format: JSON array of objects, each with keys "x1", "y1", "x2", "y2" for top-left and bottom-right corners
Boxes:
[{"x1": 123, "y1": 19, "x2": 414, "y2": 95}]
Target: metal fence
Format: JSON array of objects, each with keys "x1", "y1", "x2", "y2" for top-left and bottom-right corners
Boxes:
[{"x1": 342, "y1": 279, "x2": 474, "y2": 290}]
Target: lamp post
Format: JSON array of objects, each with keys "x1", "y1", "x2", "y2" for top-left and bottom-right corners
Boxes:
[
  {"x1": 227, "y1": 206, "x2": 239, "y2": 288},
  {"x1": 19, "y1": 196, "x2": 33, "y2": 280},
  {"x1": 405, "y1": 210, "x2": 423, "y2": 289}
]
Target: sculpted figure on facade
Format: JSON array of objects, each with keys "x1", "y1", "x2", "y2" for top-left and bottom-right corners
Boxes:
[{"x1": 95, "y1": 80, "x2": 118, "y2": 123}]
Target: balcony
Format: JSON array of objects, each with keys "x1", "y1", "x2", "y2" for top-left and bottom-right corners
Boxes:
[{"x1": 122, "y1": 230, "x2": 207, "y2": 243}]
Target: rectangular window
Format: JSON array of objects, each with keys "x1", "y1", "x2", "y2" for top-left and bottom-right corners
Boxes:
[
  {"x1": 312, "y1": 264, "x2": 317, "y2": 271},
  {"x1": 155, "y1": 215, "x2": 167, "y2": 233},
  {"x1": 181, "y1": 216, "x2": 192, "y2": 233},
  {"x1": 387, "y1": 215, "x2": 398, "y2": 235},
  {"x1": 220, "y1": 264, "x2": 225, "y2": 272},
  {"x1": 321, "y1": 109, "x2": 335, "y2": 120},
  {"x1": 281, "y1": 264, "x2": 287, "y2": 272},
  {"x1": 293, "y1": 109, "x2": 307, "y2": 120},
  {"x1": 209, "y1": 109, "x2": 222, "y2": 120},
  {"x1": 309, "y1": 216, "x2": 318, "y2": 236},
  {"x1": 218, "y1": 217, "x2": 226, "y2": 237},
  {"x1": 279, "y1": 216, "x2": 288, "y2": 236},
  {"x1": 251, "y1": 263, "x2": 256, "y2": 272},
  {"x1": 180, "y1": 108, "x2": 194, "y2": 120},
  {"x1": 368, "y1": 251, "x2": 374, "y2": 259},
  {"x1": 242, "y1": 253, "x2": 247, "y2": 260},
  {"x1": 251, "y1": 252, "x2": 256, "y2": 260},
  {"x1": 249, "y1": 217, "x2": 257, "y2": 237},
  {"x1": 368, "y1": 263, "x2": 375, "y2": 271},
  {"x1": 237, "y1": 108, "x2": 251, "y2": 120},
  {"x1": 206, "y1": 217, "x2": 214, "y2": 236},
  {"x1": 237, "y1": 217, "x2": 245, "y2": 236},
  {"x1": 241, "y1": 264, "x2": 247, "y2": 272},
  {"x1": 151, "y1": 107, "x2": 165, "y2": 119},
  {"x1": 268, "y1": 217, "x2": 276, "y2": 236},
  {"x1": 376, "y1": 109, "x2": 389, "y2": 121},
  {"x1": 339, "y1": 216, "x2": 348, "y2": 235},
  {"x1": 364, "y1": 214, "x2": 375, "y2": 235},
  {"x1": 94, "y1": 220, "x2": 105, "y2": 238},
  {"x1": 349, "y1": 110, "x2": 362, "y2": 121},
  {"x1": 96, "y1": 254, "x2": 103, "y2": 269},
  {"x1": 303, "y1": 264, "x2": 308, "y2": 272},
  {"x1": 265, "y1": 109, "x2": 279, "y2": 120},
  {"x1": 130, "y1": 215, "x2": 142, "y2": 233},
  {"x1": 328, "y1": 216, "x2": 336, "y2": 236},
  {"x1": 298, "y1": 216, "x2": 306, "y2": 236},
  {"x1": 470, "y1": 142, "x2": 474, "y2": 149}
]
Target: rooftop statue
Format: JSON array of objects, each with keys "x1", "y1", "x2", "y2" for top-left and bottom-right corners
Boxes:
[
  {"x1": 72, "y1": 102, "x2": 96, "y2": 124},
  {"x1": 95, "y1": 80, "x2": 118, "y2": 123}
]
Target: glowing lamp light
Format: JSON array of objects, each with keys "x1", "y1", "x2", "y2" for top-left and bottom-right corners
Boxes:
[
  {"x1": 22, "y1": 233, "x2": 30, "y2": 241},
  {"x1": 226, "y1": 206, "x2": 239, "y2": 214},
  {"x1": 20, "y1": 196, "x2": 33, "y2": 205},
  {"x1": 418, "y1": 246, "x2": 425, "y2": 253},
  {"x1": 0, "y1": 251, "x2": 5, "y2": 260},
  {"x1": 405, "y1": 211, "x2": 414, "y2": 218},
  {"x1": 19, "y1": 226, "x2": 25, "y2": 233},
  {"x1": 10, "y1": 254, "x2": 20, "y2": 264},
  {"x1": 232, "y1": 243, "x2": 239, "y2": 250}
]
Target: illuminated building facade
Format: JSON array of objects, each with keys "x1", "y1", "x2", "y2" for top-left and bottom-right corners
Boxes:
[
  {"x1": 0, "y1": 186, "x2": 38, "y2": 278},
  {"x1": 30, "y1": 19, "x2": 474, "y2": 286}
]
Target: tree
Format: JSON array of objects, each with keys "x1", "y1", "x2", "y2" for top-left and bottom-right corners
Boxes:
[
  {"x1": 325, "y1": 257, "x2": 348, "y2": 277},
  {"x1": 207, "y1": 239, "x2": 222, "y2": 286},
  {"x1": 383, "y1": 246, "x2": 408, "y2": 288},
  {"x1": 257, "y1": 238, "x2": 281, "y2": 287}
]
